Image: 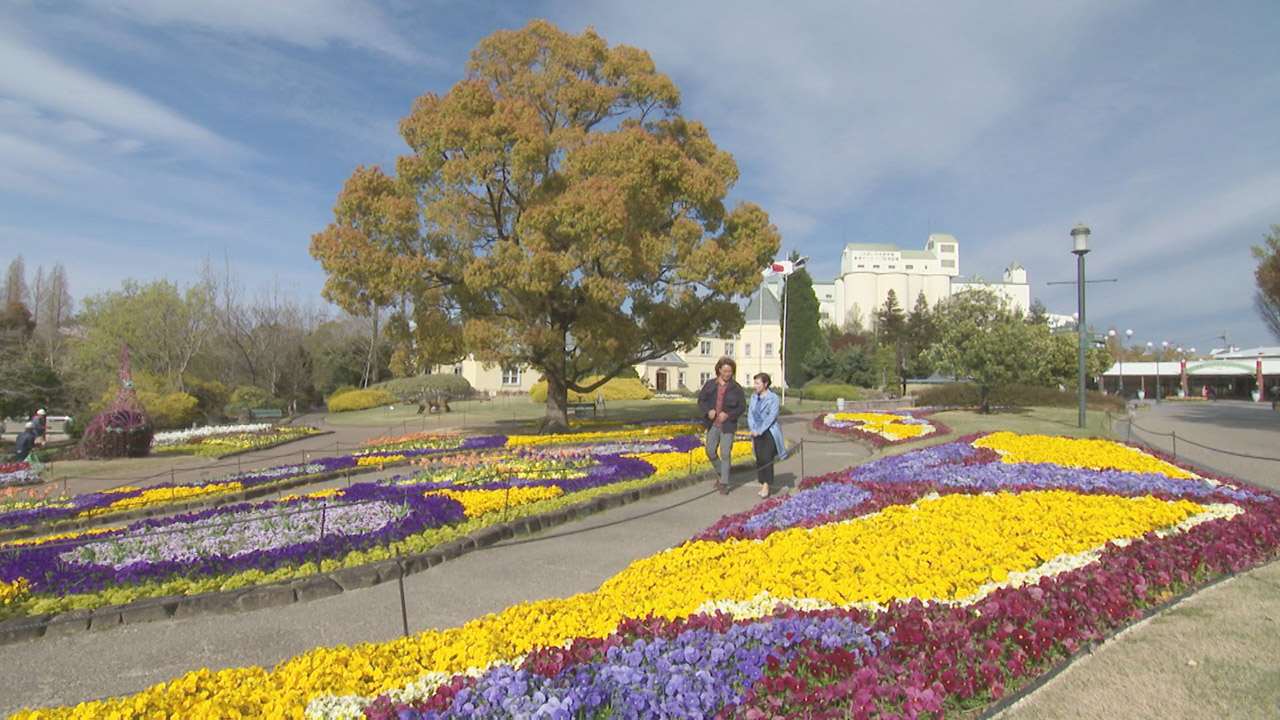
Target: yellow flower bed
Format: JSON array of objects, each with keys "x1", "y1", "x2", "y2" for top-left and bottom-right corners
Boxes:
[
  {"x1": 827, "y1": 412, "x2": 933, "y2": 440},
  {"x1": 425, "y1": 486, "x2": 564, "y2": 518},
  {"x1": 1, "y1": 577, "x2": 30, "y2": 606},
  {"x1": 278, "y1": 488, "x2": 344, "y2": 503},
  {"x1": 628, "y1": 439, "x2": 753, "y2": 475},
  {"x1": 503, "y1": 424, "x2": 703, "y2": 448},
  {"x1": 974, "y1": 432, "x2": 1195, "y2": 478},
  {"x1": 81, "y1": 482, "x2": 246, "y2": 517},
  {"x1": 355, "y1": 455, "x2": 406, "y2": 467},
  {"x1": 1, "y1": 527, "x2": 120, "y2": 549},
  {"x1": 20, "y1": 490, "x2": 1203, "y2": 718}
]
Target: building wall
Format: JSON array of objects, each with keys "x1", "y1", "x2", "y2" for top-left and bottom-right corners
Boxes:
[{"x1": 636, "y1": 323, "x2": 785, "y2": 392}]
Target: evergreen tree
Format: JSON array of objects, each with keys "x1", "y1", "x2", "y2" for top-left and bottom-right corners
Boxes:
[
  {"x1": 873, "y1": 290, "x2": 907, "y2": 394},
  {"x1": 782, "y1": 264, "x2": 821, "y2": 388},
  {"x1": 904, "y1": 291, "x2": 938, "y2": 380}
]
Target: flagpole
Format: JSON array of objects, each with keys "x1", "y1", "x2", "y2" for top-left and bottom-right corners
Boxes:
[{"x1": 781, "y1": 274, "x2": 789, "y2": 405}]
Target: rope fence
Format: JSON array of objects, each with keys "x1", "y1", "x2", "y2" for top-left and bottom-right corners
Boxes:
[{"x1": 1118, "y1": 414, "x2": 1280, "y2": 463}]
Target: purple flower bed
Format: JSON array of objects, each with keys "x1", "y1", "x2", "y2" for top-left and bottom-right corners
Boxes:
[
  {"x1": 0, "y1": 488, "x2": 467, "y2": 596},
  {"x1": 843, "y1": 435, "x2": 1265, "y2": 504},
  {"x1": 0, "y1": 448, "x2": 670, "y2": 597},
  {"x1": 695, "y1": 483, "x2": 873, "y2": 542},
  {"x1": 363, "y1": 612, "x2": 886, "y2": 720},
  {"x1": 0, "y1": 436, "x2": 509, "y2": 532}
]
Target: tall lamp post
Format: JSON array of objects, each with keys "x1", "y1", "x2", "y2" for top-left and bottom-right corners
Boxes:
[{"x1": 1070, "y1": 224, "x2": 1091, "y2": 429}]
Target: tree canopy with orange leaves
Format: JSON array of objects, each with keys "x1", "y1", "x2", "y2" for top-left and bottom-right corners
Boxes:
[{"x1": 312, "y1": 20, "x2": 779, "y2": 430}]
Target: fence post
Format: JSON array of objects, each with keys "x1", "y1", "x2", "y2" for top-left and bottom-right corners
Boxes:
[
  {"x1": 1172, "y1": 431, "x2": 1177, "y2": 460},
  {"x1": 318, "y1": 501, "x2": 327, "y2": 542},
  {"x1": 800, "y1": 440, "x2": 806, "y2": 481},
  {"x1": 397, "y1": 559, "x2": 410, "y2": 638}
]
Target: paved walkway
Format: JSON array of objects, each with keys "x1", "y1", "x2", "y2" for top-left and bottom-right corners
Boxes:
[{"x1": 0, "y1": 415, "x2": 870, "y2": 715}]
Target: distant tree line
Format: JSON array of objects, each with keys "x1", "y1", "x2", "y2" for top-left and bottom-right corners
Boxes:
[{"x1": 0, "y1": 255, "x2": 390, "y2": 428}]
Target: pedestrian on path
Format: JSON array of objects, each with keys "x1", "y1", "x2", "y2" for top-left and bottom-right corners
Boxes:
[
  {"x1": 698, "y1": 357, "x2": 746, "y2": 495},
  {"x1": 12, "y1": 421, "x2": 38, "y2": 461},
  {"x1": 748, "y1": 372, "x2": 787, "y2": 498}
]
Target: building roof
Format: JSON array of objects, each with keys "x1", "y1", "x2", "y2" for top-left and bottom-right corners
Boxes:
[
  {"x1": 744, "y1": 287, "x2": 783, "y2": 324},
  {"x1": 646, "y1": 352, "x2": 688, "y2": 368},
  {"x1": 843, "y1": 242, "x2": 901, "y2": 252}
]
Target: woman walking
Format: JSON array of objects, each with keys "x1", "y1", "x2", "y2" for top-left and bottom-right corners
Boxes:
[
  {"x1": 748, "y1": 372, "x2": 787, "y2": 498},
  {"x1": 697, "y1": 357, "x2": 746, "y2": 495}
]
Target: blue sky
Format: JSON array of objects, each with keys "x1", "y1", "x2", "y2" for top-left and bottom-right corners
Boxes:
[{"x1": 2, "y1": 0, "x2": 1278, "y2": 352}]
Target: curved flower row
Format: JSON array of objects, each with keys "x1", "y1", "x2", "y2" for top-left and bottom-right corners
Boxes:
[
  {"x1": 18, "y1": 432, "x2": 1275, "y2": 719},
  {"x1": 813, "y1": 409, "x2": 949, "y2": 447},
  {"x1": 0, "y1": 423, "x2": 699, "y2": 533},
  {"x1": 152, "y1": 427, "x2": 324, "y2": 457},
  {"x1": 0, "y1": 435, "x2": 753, "y2": 619}
]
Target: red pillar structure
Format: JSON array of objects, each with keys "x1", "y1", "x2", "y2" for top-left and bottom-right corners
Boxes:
[{"x1": 1259, "y1": 358, "x2": 1266, "y2": 402}]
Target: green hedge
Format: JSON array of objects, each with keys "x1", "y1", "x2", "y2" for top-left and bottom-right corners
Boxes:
[
  {"x1": 914, "y1": 382, "x2": 1125, "y2": 411},
  {"x1": 371, "y1": 375, "x2": 473, "y2": 400},
  {"x1": 529, "y1": 376, "x2": 653, "y2": 403},
  {"x1": 795, "y1": 384, "x2": 865, "y2": 402},
  {"x1": 327, "y1": 389, "x2": 397, "y2": 413}
]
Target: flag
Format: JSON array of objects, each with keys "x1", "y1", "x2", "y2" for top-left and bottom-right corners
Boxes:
[{"x1": 762, "y1": 256, "x2": 809, "y2": 277}]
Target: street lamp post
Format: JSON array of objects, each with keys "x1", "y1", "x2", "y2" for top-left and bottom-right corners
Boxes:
[
  {"x1": 1108, "y1": 328, "x2": 1134, "y2": 397},
  {"x1": 1158, "y1": 340, "x2": 1169, "y2": 401},
  {"x1": 1070, "y1": 225, "x2": 1091, "y2": 429}
]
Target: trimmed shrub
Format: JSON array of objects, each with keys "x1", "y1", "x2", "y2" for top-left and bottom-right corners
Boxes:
[
  {"x1": 795, "y1": 384, "x2": 865, "y2": 402},
  {"x1": 371, "y1": 374, "x2": 473, "y2": 400},
  {"x1": 914, "y1": 382, "x2": 1124, "y2": 411},
  {"x1": 140, "y1": 391, "x2": 202, "y2": 430},
  {"x1": 529, "y1": 376, "x2": 653, "y2": 403},
  {"x1": 327, "y1": 389, "x2": 397, "y2": 413}
]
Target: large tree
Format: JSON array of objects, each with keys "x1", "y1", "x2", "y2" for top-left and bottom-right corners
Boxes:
[
  {"x1": 924, "y1": 290, "x2": 1035, "y2": 412},
  {"x1": 1253, "y1": 224, "x2": 1280, "y2": 342},
  {"x1": 75, "y1": 279, "x2": 214, "y2": 394},
  {"x1": 314, "y1": 20, "x2": 779, "y2": 430},
  {"x1": 782, "y1": 263, "x2": 821, "y2": 388}
]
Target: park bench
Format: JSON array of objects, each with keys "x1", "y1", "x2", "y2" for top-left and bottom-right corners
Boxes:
[
  {"x1": 250, "y1": 408, "x2": 285, "y2": 421},
  {"x1": 567, "y1": 402, "x2": 597, "y2": 418}
]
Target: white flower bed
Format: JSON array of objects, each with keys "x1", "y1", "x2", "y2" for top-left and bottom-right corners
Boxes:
[{"x1": 151, "y1": 423, "x2": 274, "y2": 447}]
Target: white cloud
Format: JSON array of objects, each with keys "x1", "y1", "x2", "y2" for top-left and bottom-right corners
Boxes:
[
  {"x1": 0, "y1": 32, "x2": 242, "y2": 157},
  {"x1": 94, "y1": 0, "x2": 418, "y2": 62}
]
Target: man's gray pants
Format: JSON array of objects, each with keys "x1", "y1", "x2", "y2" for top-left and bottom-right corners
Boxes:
[{"x1": 705, "y1": 425, "x2": 735, "y2": 486}]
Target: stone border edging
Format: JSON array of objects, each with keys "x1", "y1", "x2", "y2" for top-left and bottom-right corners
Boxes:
[{"x1": 0, "y1": 466, "x2": 721, "y2": 645}]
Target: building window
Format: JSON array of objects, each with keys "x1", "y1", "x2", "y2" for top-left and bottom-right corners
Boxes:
[
  {"x1": 764, "y1": 343, "x2": 774, "y2": 357},
  {"x1": 700, "y1": 340, "x2": 712, "y2": 355},
  {"x1": 942, "y1": 244, "x2": 955, "y2": 253},
  {"x1": 905, "y1": 264, "x2": 914, "y2": 270},
  {"x1": 453, "y1": 365, "x2": 464, "y2": 375},
  {"x1": 501, "y1": 366, "x2": 522, "y2": 386},
  {"x1": 872, "y1": 264, "x2": 880, "y2": 269},
  {"x1": 724, "y1": 342, "x2": 734, "y2": 356},
  {"x1": 700, "y1": 371, "x2": 711, "y2": 386},
  {"x1": 744, "y1": 343, "x2": 752, "y2": 357},
  {"x1": 942, "y1": 260, "x2": 956, "y2": 268},
  {"x1": 857, "y1": 264, "x2": 865, "y2": 268},
  {"x1": 820, "y1": 312, "x2": 830, "y2": 321},
  {"x1": 889, "y1": 265, "x2": 896, "y2": 269},
  {"x1": 678, "y1": 371, "x2": 686, "y2": 388}
]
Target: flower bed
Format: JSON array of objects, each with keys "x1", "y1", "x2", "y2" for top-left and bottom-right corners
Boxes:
[
  {"x1": 0, "y1": 425, "x2": 702, "y2": 535},
  {"x1": 0, "y1": 462, "x2": 41, "y2": 489},
  {"x1": 813, "y1": 409, "x2": 950, "y2": 447},
  {"x1": 11, "y1": 432, "x2": 1277, "y2": 719},
  {"x1": 151, "y1": 424, "x2": 325, "y2": 457},
  {"x1": 0, "y1": 433, "x2": 753, "y2": 620}
]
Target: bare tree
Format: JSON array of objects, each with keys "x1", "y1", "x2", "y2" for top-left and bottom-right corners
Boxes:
[{"x1": 2, "y1": 256, "x2": 29, "y2": 308}]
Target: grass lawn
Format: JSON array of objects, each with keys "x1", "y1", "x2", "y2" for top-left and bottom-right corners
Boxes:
[
  {"x1": 322, "y1": 397, "x2": 719, "y2": 430},
  {"x1": 39, "y1": 454, "x2": 209, "y2": 483}
]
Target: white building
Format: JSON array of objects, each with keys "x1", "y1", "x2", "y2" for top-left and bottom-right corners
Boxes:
[{"x1": 818, "y1": 234, "x2": 1029, "y2": 330}]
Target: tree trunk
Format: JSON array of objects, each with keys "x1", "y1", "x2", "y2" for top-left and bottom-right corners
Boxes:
[
  {"x1": 541, "y1": 331, "x2": 571, "y2": 434},
  {"x1": 980, "y1": 386, "x2": 991, "y2": 414}
]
